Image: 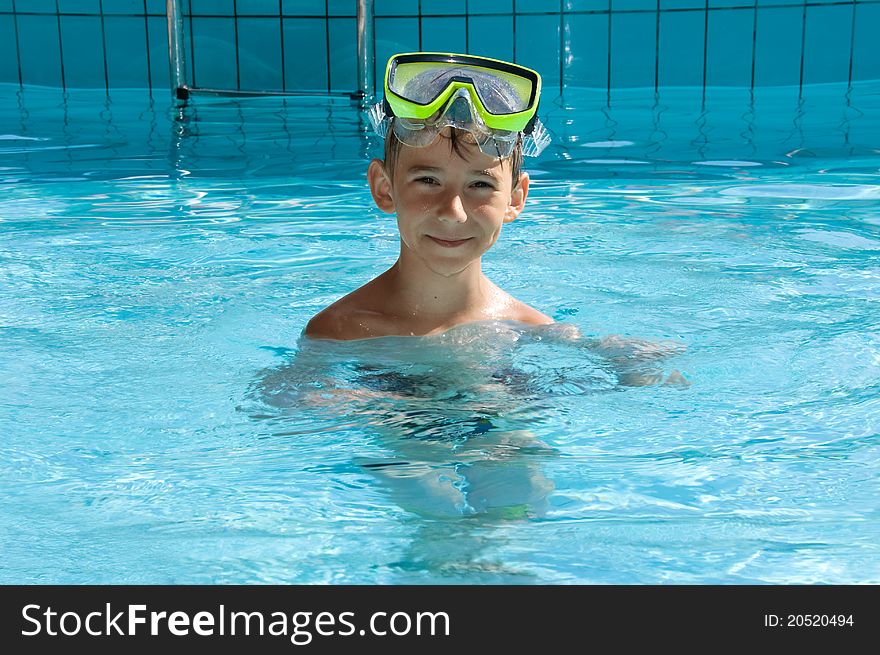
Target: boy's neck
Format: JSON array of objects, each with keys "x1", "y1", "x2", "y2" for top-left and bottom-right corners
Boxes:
[{"x1": 383, "y1": 249, "x2": 495, "y2": 323}]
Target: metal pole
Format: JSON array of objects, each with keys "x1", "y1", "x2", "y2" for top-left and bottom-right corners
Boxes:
[
  {"x1": 166, "y1": 0, "x2": 189, "y2": 104},
  {"x1": 356, "y1": 0, "x2": 374, "y2": 106}
]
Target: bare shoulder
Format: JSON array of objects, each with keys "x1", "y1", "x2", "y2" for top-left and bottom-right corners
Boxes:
[
  {"x1": 507, "y1": 298, "x2": 554, "y2": 326},
  {"x1": 304, "y1": 292, "x2": 384, "y2": 341},
  {"x1": 303, "y1": 304, "x2": 346, "y2": 340}
]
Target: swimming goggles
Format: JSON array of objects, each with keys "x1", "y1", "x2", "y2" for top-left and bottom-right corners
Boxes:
[{"x1": 367, "y1": 52, "x2": 551, "y2": 158}]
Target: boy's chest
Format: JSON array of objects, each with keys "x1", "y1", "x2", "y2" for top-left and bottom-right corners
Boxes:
[{"x1": 343, "y1": 300, "x2": 546, "y2": 339}]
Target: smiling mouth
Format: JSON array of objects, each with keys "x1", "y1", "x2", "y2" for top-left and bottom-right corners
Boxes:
[{"x1": 427, "y1": 235, "x2": 473, "y2": 248}]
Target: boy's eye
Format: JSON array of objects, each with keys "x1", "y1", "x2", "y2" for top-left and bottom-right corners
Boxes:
[
  {"x1": 471, "y1": 180, "x2": 495, "y2": 189},
  {"x1": 415, "y1": 177, "x2": 438, "y2": 185}
]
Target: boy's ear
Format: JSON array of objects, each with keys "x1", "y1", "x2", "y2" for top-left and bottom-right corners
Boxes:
[
  {"x1": 367, "y1": 159, "x2": 396, "y2": 213},
  {"x1": 504, "y1": 172, "x2": 530, "y2": 223}
]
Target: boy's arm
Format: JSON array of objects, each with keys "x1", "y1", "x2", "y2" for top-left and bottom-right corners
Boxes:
[
  {"x1": 587, "y1": 333, "x2": 687, "y2": 365},
  {"x1": 547, "y1": 324, "x2": 689, "y2": 387},
  {"x1": 253, "y1": 334, "x2": 415, "y2": 413}
]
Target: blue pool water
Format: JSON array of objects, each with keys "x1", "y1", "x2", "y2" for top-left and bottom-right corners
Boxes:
[{"x1": 1, "y1": 82, "x2": 878, "y2": 584}]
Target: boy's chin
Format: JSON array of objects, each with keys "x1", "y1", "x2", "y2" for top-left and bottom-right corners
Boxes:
[
  {"x1": 420, "y1": 256, "x2": 479, "y2": 278},
  {"x1": 399, "y1": 240, "x2": 485, "y2": 277}
]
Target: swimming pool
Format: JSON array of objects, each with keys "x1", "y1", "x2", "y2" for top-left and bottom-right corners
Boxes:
[{"x1": 1, "y1": 81, "x2": 878, "y2": 583}]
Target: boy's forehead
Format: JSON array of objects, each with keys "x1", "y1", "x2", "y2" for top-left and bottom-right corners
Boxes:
[{"x1": 397, "y1": 138, "x2": 505, "y2": 175}]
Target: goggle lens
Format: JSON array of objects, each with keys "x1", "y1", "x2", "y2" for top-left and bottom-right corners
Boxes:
[
  {"x1": 388, "y1": 60, "x2": 534, "y2": 115},
  {"x1": 391, "y1": 120, "x2": 518, "y2": 158}
]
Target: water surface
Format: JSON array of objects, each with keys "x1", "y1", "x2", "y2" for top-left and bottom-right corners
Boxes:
[{"x1": 1, "y1": 82, "x2": 878, "y2": 583}]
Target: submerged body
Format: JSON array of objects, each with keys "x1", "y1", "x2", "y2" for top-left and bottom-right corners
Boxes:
[{"x1": 259, "y1": 321, "x2": 687, "y2": 519}]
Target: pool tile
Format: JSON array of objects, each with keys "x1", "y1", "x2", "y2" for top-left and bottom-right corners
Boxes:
[
  {"x1": 802, "y1": 4, "x2": 853, "y2": 85},
  {"x1": 420, "y1": 16, "x2": 467, "y2": 53},
  {"x1": 18, "y1": 0, "x2": 56, "y2": 13},
  {"x1": 104, "y1": 16, "x2": 150, "y2": 88},
  {"x1": 282, "y1": 0, "x2": 326, "y2": 16},
  {"x1": 470, "y1": 0, "x2": 514, "y2": 13},
  {"x1": 237, "y1": 17, "x2": 283, "y2": 91},
  {"x1": 190, "y1": 0, "x2": 236, "y2": 15},
  {"x1": 102, "y1": 0, "x2": 146, "y2": 14},
  {"x1": 283, "y1": 17, "x2": 328, "y2": 91},
  {"x1": 754, "y1": 6, "x2": 803, "y2": 86},
  {"x1": 59, "y1": 15, "x2": 104, "y2": 88},
  {"x1": 375, "y1": 0, "x2": 419, "y2": 16},
  {"x1": 564, "y1": 12, "x2": 610, "y2": 89},
  {"x1": 238, "y1": 0, "x2": 283, "y2": 16},
  {"x1": 17, "y1": 14, "x2": 63, "y2": 87},
  {"x1": 565, "y1": 1, "x2": 611, "y2": 11},
  {"x1": 851, "y1": 2, "x2": 880, "y2": 82},
  {"x1": 658, "y1": 9, "x2": 705, "y2": 87},
  {"x1": 705, "y1": 6, "x2": 754, "y2": 87},
  {"x1": 147, "y1": 15, "x2": 170, "y2": 90},
  {"x1": 57, "y1": 1, "x2": 101, "y2": 13},
  {"x1": 328, "y1": 16, "x2": 357, "y2": 92},
  {"x1": 327, "y1": 0, "x2": 356, "y2": 16},
  {"x1": 611, "y1": 0, "x2": 657, "y2": 10},
  {"x1": 707, "y1": 0, "x2": 753, "y2": 7},
  {"x1": 516, "y1": 0, "x2": 561, "y2": 13},
  {"x1": 190, "y1": 16, "x2": 237, "y2": 89},
  {"x1": 466, "y1": 15, "x2": 514, "y2": 62},
  {"x1": 610, "y1": 11, "x2": 656, "y2": 88},
  {"x1": 660, "y1": 0, "x2": 705, "y2": 9},
  {"x1": 421, "y1": 0, "x2": 467, "y2": 14},
  {"x1": 0, "y1": 15, "x2": 17, "y2": 84}
]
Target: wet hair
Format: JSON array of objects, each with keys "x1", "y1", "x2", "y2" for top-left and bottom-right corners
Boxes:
[{"x1": 383, "y1": 121, "x2": 524, "y2": 189}]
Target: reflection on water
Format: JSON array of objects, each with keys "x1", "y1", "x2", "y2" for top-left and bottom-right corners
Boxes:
[{"x1": 387, "y1": 520, "x2": 546, "y2": 583}]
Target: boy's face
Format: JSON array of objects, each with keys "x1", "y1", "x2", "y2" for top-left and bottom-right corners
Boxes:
[{"x1": 367, "y1": 130, "x2": 529, "y2": 278}]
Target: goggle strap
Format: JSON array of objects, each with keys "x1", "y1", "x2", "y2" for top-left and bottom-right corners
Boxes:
[{"x1": 368, "y1": 101, "x2": 551, "y2": 157}]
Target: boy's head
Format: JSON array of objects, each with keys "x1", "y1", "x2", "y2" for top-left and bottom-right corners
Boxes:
[
  {"x1": 367, "y1": 122, "x2": 530, "y2": 278},
  {"x1": 365, "y1": 52, "x2": 550, "y2": 276}
]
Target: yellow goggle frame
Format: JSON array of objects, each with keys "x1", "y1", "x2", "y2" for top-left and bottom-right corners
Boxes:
[{"x1": 383, "y1": 52, "x2": 542, "y2": 135}]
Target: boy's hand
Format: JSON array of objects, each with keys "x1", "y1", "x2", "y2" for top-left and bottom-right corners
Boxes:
[
  {"x1": 617, "y1": 368, "x2": 691, "y2": 388},
  {"x1": 546, "y1": 325, "x2": 689, "y2": 388},
  {"x1": 593, "y1": 335, "x2": 689, "y2": 388},
  {"x1": 547, "y1": 324, "x2": 687, "y2": 363},
  {"x1": 592, "y1": 334, "x2": 687, "y2": 364}
]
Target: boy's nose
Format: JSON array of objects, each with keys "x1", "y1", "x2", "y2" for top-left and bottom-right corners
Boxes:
[{"x1": 437, "y1": 192, "x2": 468, "y2": 223}]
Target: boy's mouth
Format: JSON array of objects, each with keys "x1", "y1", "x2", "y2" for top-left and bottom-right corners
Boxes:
[{"x1": 427, "y1": 235, "x2": 473, "y2": 248}]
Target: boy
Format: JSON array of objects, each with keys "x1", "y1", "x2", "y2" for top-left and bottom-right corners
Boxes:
[
  {"x1": 305, "y1": 52, "x2": 553, "y2": 340},
  {"x1": 302, "y1": 52, "x2": 687, "y2": 385}
]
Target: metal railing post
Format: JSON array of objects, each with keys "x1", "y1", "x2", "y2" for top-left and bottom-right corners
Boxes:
[
  {"x1": 166, "y1": 0, "x2": 189, "y2": 104},
  {"x1": 356, "y1": 0, "x2": 374, "y2": 106}
]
